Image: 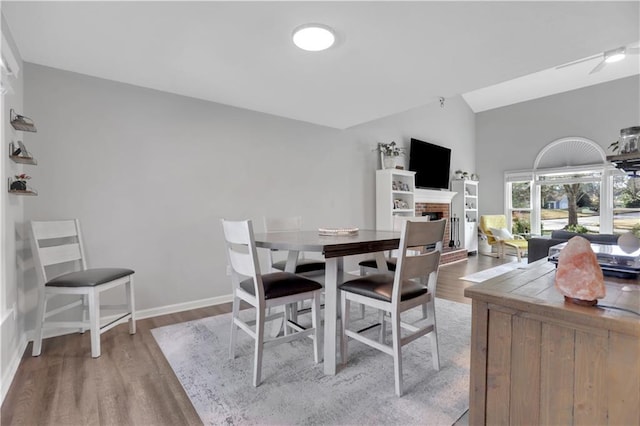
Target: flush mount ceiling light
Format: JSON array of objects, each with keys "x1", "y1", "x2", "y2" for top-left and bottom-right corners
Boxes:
[{"x1": 292, "y1": 24, "x2": 335, "y2": 51}]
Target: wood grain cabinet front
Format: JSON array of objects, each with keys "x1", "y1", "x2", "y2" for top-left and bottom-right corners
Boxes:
[{"x1": 465, "y1": 261, "x2": 640, "y2": 425}]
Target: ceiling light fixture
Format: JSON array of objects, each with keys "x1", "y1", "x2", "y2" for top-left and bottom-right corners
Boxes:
[
  {"x1": 292, "y1": 24, "x2": 335, "y2": 51},
  {"x1": 604, "y1": 47, "x2": 626, "y2": 63}
]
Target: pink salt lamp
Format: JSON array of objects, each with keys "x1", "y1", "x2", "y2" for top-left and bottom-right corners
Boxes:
[{"x1": 555, "y1": 236, "x2": 606, "y2": 305}]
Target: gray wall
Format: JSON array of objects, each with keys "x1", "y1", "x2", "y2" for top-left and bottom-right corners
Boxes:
[
  {"x1": 1, "y1": 13, "x2": 25, "y2": 399},
  {"x1": 476, "y1": 75, "x2": 640, "y2": 214},
  {"x1": 20, "y1": 64, "x2": 475, "y2": 332}
]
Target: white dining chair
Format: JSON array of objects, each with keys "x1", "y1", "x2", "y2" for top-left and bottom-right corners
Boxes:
[
  {"x1": 339, "y1": 218, "x2": 446, "y2": 397},
  {"x1": 263, "y1": 216, "x2": 325, "y2": 275},
  {"x1": 223, "y1": 219, "x2": 322, "y2": 387},
  {"x1": 358, "y1": 216, "x2": 430, "y2": 320},
  {"x1": 358, "y1": 215, "x2": 426, "y2": 276},
  {"x1": 29, "y1": 219, "x2": 136, "y2": 358}
]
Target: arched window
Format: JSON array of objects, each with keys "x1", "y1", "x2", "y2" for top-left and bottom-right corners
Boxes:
[{"x1": 504, "y1": 137, "x2": 631, "y2": 236}]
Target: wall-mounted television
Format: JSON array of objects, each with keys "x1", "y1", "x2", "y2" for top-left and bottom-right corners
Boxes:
[{"x1": 408, "y1": 138, "x2": 451, "y2": 190}]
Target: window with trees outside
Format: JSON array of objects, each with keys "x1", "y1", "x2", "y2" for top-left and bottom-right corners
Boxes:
[
  {"x1": 506, "y1": 138, "x2": 639, "y2": 239},
  {"x1": 506, "y1": 167, "x2": 640, "y2": 237},
  {"x1": 613, "y1": 172, "x2": 640, "y2": 236},
  {"x1": 506, "y1": 173, "x2": 533, "y2": 237}
]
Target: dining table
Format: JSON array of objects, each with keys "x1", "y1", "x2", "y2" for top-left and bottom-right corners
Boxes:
[{"x1": 253, "y1": 229, "x2": 401, "y2": 375}]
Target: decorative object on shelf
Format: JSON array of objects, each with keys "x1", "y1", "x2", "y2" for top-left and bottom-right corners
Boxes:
[
  {"x1": 10, "y1": 173, "x2": 30, "y2": 191},
  {"x1": 375, "y1": 141, "x2": 405, "y2": 170},
  {"x1": 8, "y1": 141, "x2": 37, "y2": 165},
  {"x1": 619, "y1": 126, "x2": 639, "y2": 154},
  {"x1": 394, "y1": 199, "x2": 409, "y2": 209},
  {"x1": 608, "y1": 126, "x2": 640, "y2": 175},
  {"x1": 8, "y1": 175, "x2": 36, "y2": 195},
  {"x1": 453, "y1": 170, "x2": 470, "y2": 180},
  {"x1": 10, "y1": 109, "x2": 37, "y2": 132},
  {"x1": 470, "y1": 173, "x2": 479, "y2": 181},
  {"x1": 318, "y1": 227, "x2": 359, "y2": 236},
  {"x1": 554, "y1": 236, "x2": 605, "y2": 305}
]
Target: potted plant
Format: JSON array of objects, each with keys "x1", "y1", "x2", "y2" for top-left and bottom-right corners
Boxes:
[
  {"x1": 10, "y1": 173, "x2": 31, "y2": 191},
  {"x1": 375, "y1": 141, "x2": 405, "y2": 169}
]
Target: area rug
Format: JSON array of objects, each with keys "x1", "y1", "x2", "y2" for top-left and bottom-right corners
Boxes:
[
  {"x1": 151, "y1": 298, "x2": 472, "y2": 425},
  {"x1": 460, "y1": 261, "x2": 529, "y2": 283}
]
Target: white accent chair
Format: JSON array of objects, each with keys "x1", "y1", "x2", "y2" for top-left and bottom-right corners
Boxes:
[
  {"x1": 29, "y1": 219, "x2": 135, "y2": 358},
  {"x1": 339, "y1": 219, "x2": 446, "y2": 397},
  {"x1": 222, "y1": 219, "x2": 322, "y2": 387}
]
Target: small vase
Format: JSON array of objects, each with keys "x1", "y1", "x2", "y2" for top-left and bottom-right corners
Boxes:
[{"x1": 383, "y1": 155, "x2": 398, "y2": 169}]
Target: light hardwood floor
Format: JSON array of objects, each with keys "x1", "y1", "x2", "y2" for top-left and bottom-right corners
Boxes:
[{"x1": 1, "y1": 254, "x2": 510, "y2": 425}]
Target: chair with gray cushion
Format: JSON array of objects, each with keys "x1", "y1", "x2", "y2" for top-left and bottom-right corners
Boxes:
[
  {"x1": 29, "y1": 219, "x2": 135, "y2": 358},
  {"x1": 264, "y1": 216, "x2": 325, "y2": 275},
  {"x1": 223, "y1": 219, "x2": 322, "y2": 387},
  {"x1": 339, "y1": 219, "x2": 446, "y2": 397}
]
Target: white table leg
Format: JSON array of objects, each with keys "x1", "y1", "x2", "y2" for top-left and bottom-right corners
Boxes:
[
  {"x1": 284, "y1": 250, "x2": 300, "y2": 273},
  {"x1": 323, "y1": 256, "x2": 343, "y2": 375}
]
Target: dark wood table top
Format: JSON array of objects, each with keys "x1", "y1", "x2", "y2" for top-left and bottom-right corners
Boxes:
[
  {"x1": 464, "y1": 260, "x2": 640, "y2": 336},
  {"x1": 253, "y1": 229, "x2": 400, "y2": 258}
]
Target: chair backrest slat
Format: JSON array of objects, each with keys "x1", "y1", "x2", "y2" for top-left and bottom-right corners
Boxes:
[
  {"x1": 31, "y1": 220, "x2": 78, "y2": 240},
  {"x1": 221, "y1": 219, "x2": 264, "y2": 299},
  {"x1": 39, "y1": 243, "x2": 83, "y2": 266},
  {"x1": 399, "y1": 251, "x2": 440, "y2": 281},
  {"x1": 30, "y1": 219, "x2": 88, "y2": 285}
]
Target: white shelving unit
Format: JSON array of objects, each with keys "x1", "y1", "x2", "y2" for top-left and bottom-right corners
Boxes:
[
  {"x1": 451, "y1": 179, "x2": 479, "y2": 254},
  {"x1": 376, "y1": 169, "x2": 415, "y2": 231}
]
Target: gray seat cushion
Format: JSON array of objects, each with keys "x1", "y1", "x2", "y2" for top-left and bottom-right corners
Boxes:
[
  {"x1": 358, "y1": 258, "x2": 397, "y2": 271},
  {"x1": 46, "y1": 268, "x2": 134, "y2": 288},
  {"x1": 240, "y1": 272, "x2": 322, "y2": 300},
  {"x1": 339, "y1": 274, "x2": 428, "y2": 303},
  {"x1": 271, "y1": 259, "x2": 325, "y2": 274}
]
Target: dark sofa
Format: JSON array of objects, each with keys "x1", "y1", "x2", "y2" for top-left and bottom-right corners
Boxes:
[{"x1": 528, "y1": 230, "x2": 619, "y2": 263}]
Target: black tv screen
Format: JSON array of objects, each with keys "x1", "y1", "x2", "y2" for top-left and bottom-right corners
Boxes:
[{"x1": 408, "y1": 138, "x2": 451, "y2": 190}]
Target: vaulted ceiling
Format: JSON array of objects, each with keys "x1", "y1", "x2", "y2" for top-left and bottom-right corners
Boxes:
[{"x1": 3, "y1": 1, "x2": 639, "y2": 129}]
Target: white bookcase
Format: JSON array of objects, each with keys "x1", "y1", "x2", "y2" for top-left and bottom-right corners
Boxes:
[
  {"x1": 376, "y1": 169, "x2": 415, "y2": 231},
  {"x1": 451, "y1": 179, "x2": 479, "y2": 253}
]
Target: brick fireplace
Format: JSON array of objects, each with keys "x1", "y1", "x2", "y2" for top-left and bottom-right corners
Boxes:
[{"x1": 415, "y1": 189, "x2": 468, "y2": 265}]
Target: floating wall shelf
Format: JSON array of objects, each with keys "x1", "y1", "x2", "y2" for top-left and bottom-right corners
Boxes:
[
  {"x1": 10, "y1": 109, "x2": 37, "y2": 132},
  {"x1": 7, "y1": 178, "x2": 37, "y2": 196},
  {"x1": 607, "y1": 152, "x2": 640, "y2": 174},
  {"x1": 8, "y1": 142, "x2": 37, "y2": 165}
]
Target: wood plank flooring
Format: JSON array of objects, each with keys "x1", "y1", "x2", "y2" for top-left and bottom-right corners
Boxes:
[{"x1": 1, "y1": 253, "x2": 510, "y2": 425}]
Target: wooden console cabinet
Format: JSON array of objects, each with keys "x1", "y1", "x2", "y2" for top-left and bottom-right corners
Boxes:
[{"x1": 464, "y1": 261, "x2": 639, "y2": 425}]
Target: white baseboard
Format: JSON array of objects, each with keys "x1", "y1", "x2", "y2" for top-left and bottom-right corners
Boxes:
[
  {"x1": 1, "y1": 329, "x2": 28, "y2": 404},
  {"x1": 5, "y1": 294, "x2": 233, "y2": 404},
  {"x1": 135, "y1": 294, "x2": 233, "y2": 319}
]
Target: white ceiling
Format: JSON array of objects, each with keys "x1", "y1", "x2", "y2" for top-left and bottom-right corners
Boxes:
[{"x1": 2, "y1": 1, "x2": 639, "y2": 129}]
